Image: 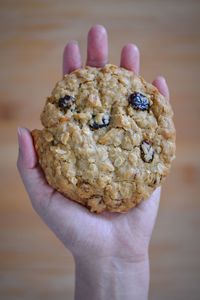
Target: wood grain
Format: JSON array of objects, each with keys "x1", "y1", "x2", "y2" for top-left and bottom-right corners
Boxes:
[{"x1": 0, "y1": 0, "x2": 200, "y2": 299}]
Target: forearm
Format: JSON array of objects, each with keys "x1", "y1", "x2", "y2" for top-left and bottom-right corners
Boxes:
[{"x1": 74, "y1": 256, "x2": 149, "y2": 300}]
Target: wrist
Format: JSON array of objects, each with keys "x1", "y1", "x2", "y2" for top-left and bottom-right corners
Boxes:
[{"x1": 74, "y1": 254, "x2": 149, "y2": 300}]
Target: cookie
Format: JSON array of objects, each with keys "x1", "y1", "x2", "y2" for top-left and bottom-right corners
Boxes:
[{"x1": 32, "y1": 64, "x2": 176, "y2": 213}]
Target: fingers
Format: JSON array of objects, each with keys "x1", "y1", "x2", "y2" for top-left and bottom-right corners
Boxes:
[
  {"x1": 63, "y1": 25, "x2": 108, "y2": 74},
  {"x1": 63, "y1": 26, "x2": 140, "y2": 76},
  {"x1": 120, "y1": 43, "x2": 140, "y2": 75},
  {"x1": 86, "y1": 24, "x2": 108, "y2": 67},
  {"x1": 17, "y1": 127, "x2": 54, "y2": 212},
  {"x1": 152, "y1": 76, "x2": 170, "y2": 101},
  {"x1": 63, "y1": 41, "x2": 82, "y2": 75}
]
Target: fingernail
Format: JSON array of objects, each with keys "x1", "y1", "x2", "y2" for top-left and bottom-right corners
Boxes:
[
  {"x1": 91, "y1": 24, "x2": 106, "y2": 33},
  {"x1": 164, "y1": 77, "x2": 167, "y2": 84}
]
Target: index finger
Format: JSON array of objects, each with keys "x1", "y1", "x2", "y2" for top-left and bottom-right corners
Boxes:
[{"x1": 63, "y1": 41, "x2": 82, "y2": 75}]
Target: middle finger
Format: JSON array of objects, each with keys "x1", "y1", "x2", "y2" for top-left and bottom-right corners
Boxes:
[{"x1": 86, "y1": 24, "x2": 108, "y2": 67}]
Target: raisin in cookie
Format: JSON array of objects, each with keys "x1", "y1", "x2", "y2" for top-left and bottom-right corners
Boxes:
[{"x1": 32, "y1": 64, "x2": 176, "y2": 213}]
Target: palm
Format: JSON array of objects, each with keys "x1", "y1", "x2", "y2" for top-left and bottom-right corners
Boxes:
[
  {"x1": 38, "y1": 186, "x2": 160, "y2": 259},
  {"x1": 18, "y1": 25, "x2": 169, "y2": 260}
]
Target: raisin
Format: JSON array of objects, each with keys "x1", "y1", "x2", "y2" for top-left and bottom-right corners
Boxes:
[
  {"x1": 128, "y1": 92, "x2": 149, "y2": 111},
  {"x1": 89, "y1": 114, "x2": 110, "y2": 130},
  {"x1": 140, "y1": 141, "x2": 154, "y2": 163},
  {"x1": 58, "y1": 95, "x2": 75, "y2": 111}
]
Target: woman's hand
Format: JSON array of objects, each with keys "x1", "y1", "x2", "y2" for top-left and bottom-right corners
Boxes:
[{"x1": 17, "y1": 24, "x2": 170, "y2": 300}]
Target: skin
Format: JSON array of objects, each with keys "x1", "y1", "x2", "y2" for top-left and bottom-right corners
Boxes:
[{"x1": 17, "y1": 25, "x2": 170, "y2": 300}]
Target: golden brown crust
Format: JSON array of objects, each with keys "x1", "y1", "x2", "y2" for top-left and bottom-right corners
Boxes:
[{"x1": 32, "y1": 64, "x2": 176, "y2": 213}]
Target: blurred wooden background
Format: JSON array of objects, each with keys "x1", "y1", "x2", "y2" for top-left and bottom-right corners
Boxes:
[{"x1": 0, "y1": 0, "x2": 199, "y2": 299}]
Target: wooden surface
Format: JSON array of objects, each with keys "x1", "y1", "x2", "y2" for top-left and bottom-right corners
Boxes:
[{"x1": 0, "y1": 0, "x2": 200, "y2": 299}]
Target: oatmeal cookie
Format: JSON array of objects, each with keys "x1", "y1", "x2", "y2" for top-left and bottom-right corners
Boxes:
[{"x1": 32, "y1": 64, "x2": 176, "y2": 213}]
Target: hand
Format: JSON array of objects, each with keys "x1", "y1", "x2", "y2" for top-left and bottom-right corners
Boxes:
[{"x1": 17, "y1": 25, "x2": 170, "y2": 300}]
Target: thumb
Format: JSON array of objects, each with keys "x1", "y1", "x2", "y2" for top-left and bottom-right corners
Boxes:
[{"x1": 17, "y1": 127, "x2": 54, "y2": 214}]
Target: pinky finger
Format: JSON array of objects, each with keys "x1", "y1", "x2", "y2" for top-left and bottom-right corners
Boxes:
[{"x1": 152, "y1": 76, "x2": 170, "y2": 101}]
